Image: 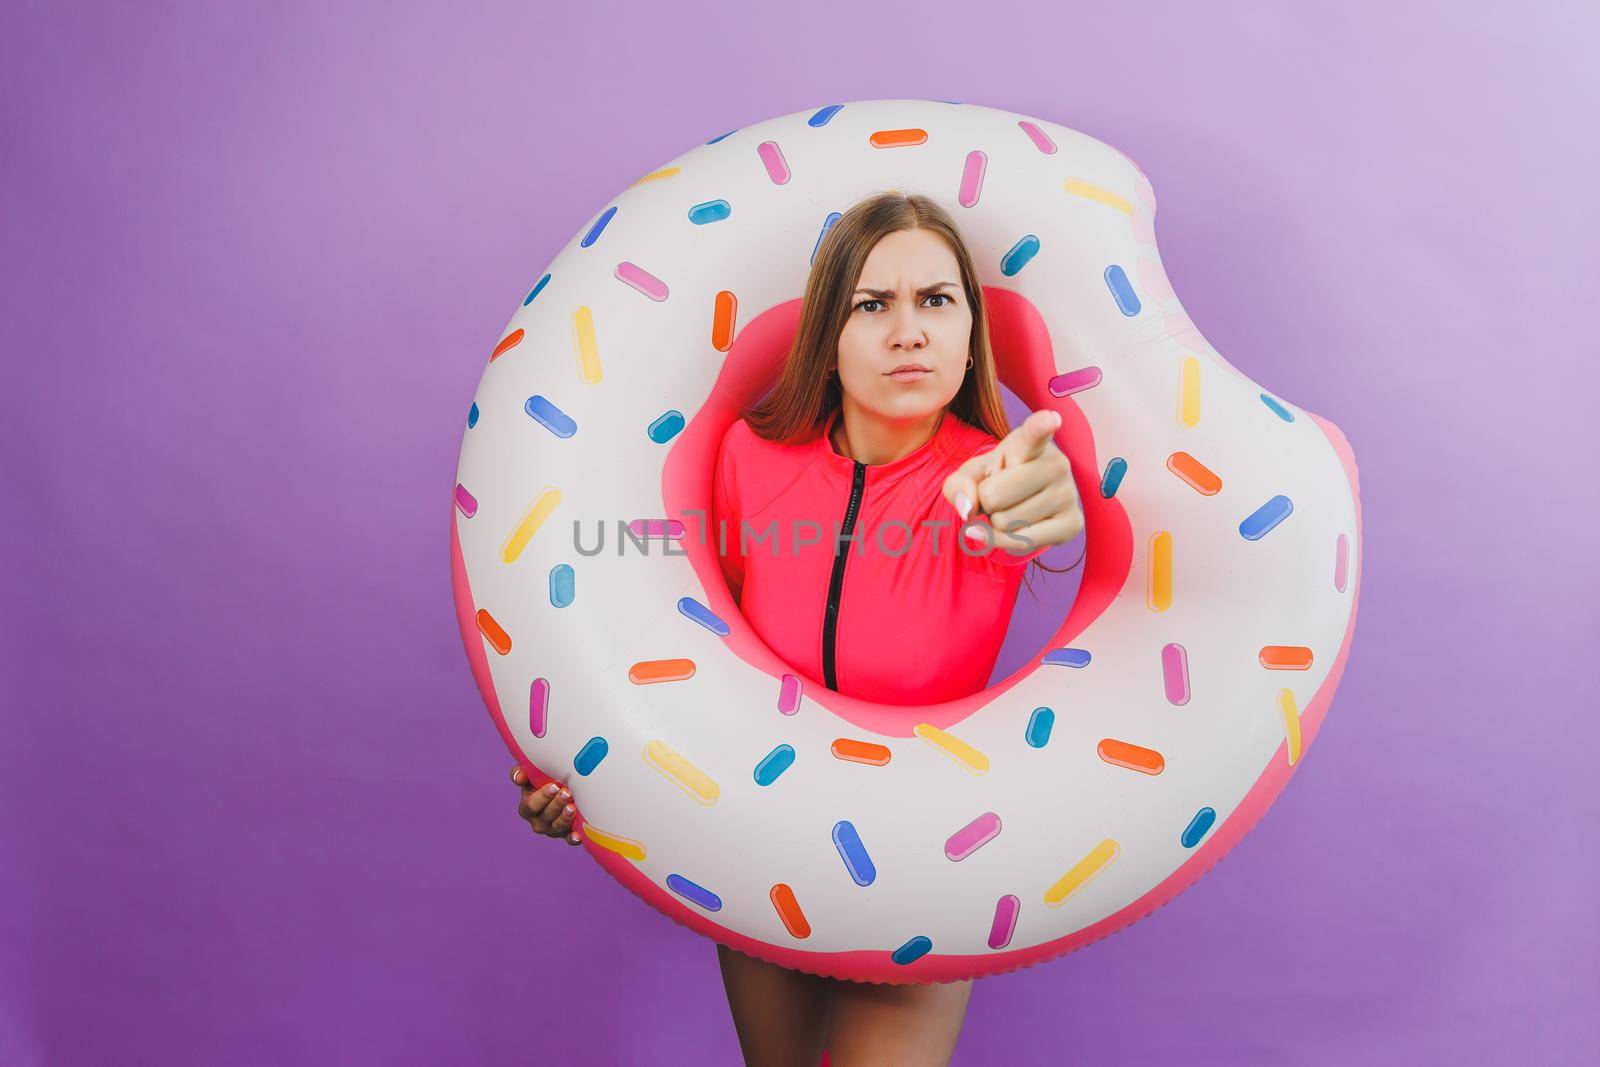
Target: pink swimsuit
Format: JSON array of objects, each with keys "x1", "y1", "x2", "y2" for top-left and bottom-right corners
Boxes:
[{"x1": 711, "y1": 408, "x2": 1051, "y2": 706}]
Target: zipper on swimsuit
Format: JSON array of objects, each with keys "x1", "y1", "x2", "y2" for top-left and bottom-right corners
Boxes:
[{"x1": 822, "y1": 460, "x2": 867, "y2": 692}]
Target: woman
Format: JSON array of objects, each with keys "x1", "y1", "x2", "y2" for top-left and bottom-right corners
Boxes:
[{"x1": 513, "y1": 192, "x2": 1085, "y2": 1065}]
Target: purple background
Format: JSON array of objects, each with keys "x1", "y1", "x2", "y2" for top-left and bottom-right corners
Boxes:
[{"x1": 4, "y1": 2, "x2": 1595, "y2": 1063}]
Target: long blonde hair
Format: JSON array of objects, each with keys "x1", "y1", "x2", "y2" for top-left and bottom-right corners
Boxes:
[{"x1": 742, "y1": 190, "x2": 1075, "y2": 594}]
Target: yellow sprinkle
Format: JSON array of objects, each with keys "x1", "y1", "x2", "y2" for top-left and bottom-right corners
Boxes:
[
  {"x1": 1064, "y1": 177, "x2": 1133, "y2": 216},
  {"x1": 1178, "y1": 356, "x2": 1201, "y2": 427},
  {"x1": 630, "y1": 166, "x2": 680, "y2": 186},
  {"x1": 572, "y1": 306, "x2": 602, "y2": 384},
  {"x1": 1147, "y1": 531, "x2": 1173, "y2": 612},
  {"x1": 582, "y1": 823, "x2": 647, "y2": 862},
  {"x1": 644, "y1": 739, "x2": 719, "y2": 805},
  {"x1": 1278, "y1": 688, "x2": 1302, "y2": 766},
  {"x1": 913, "y1": 723, "x2": 989, "y2": 774},
  {"x1": 1044, "y1": 838, "x2": 1120, "y2": 907},
  {"x1": 500, "y1": 487, "x2": 561, "y2": 564}
]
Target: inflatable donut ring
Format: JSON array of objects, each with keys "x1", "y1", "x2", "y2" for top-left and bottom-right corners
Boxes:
[{"x1": 451, "y1": 99, "x2": 1363, "y2": 985}]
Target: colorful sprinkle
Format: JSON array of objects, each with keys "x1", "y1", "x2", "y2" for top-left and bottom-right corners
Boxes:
[
  {"x1": 958, "y1": 151, "x2": 987, "y2": 207},
  {"x1": 870, "y1": 128, "x2": 928, "y2": 148},
  {"x1": 615, "y1": 261, "x2": 669, "y2": 302},
  {"x1": 1025, "y1": 707, "x2": 1055, "y2": 748},
  {"x1": 1278, "y1": 688, "x2": 1303, "y2": 764},
  {"x1": 1162, "y1": 643, "x2": 1190, "y2": 705},
  {"x1": 467, "y1": 402, "x2": 479, "y2": 428},
  {"x1": 945, "y1": 812, "x2": 1002, "y2": 861},
  {"x1": 892, "y1": 936, "x2": 933, "y2": 965},
  {"x1": 665, "y1": 873, "x2": 722, "y2": 912},
  {"x1": 1049, "y1": 366, "x2": 1102, "y2": 396},
  {"x1": 1100, "y1": 457, "x2": 1127, "y2": 498},
  {"x1": 454, "y1": 483, "x2": 478, "y2": 518},
  {"x1": 644, "y1": 739, "x2": 719, "y2": 804},
  {"x1": 529, "y1": 677, "x2": 549, "y2": 737},
  {"x1": 688, "y1": 199, "x2": 731, "y2": 225},
  {"x1": 501, "y1": 488, "x2": 561, "y2": 564},
  {"x1": 1240, "y1": 495, "x2": 1293, "y2": 540},
  {"x1": 1000, "y1": 235, "x2": 1040, "y2": 276},
  {"x1": 677, "y1": 596, "x2": 729, "y2": 637},
  {"x1": 1064, "y1": 177, "x2": 1132, "y2": 215},
  {"x1": 580, "y1": 206, "x2": 615, "y2": 248},
  {"x1": 630, "y1": 166, "x2": 679, "y2": 186},
  {"x1": 574, "y1": 736, "x2": 608, "y2": 775},
  {"x1": 913, "y1": 723, "x2": 989, "y2": 774},
  {"x1": 988, "y1": 895, "x2": 1021, "y2": 948},
  {"x1": 705, "y1": 129, "x2": 736, "y2": 145},
  {"x1": 712, "y1": 290, "x2": 738, "y2": 351},
  {"x1": 758, "y1": 140, "x2": 790, "y2": 184},
  {"x1": 629, "y1": 658, "x2": 696, "y2": 684},
  {"x1": 1167, "y1": 452, "x2": 1222, "y2": 495},
  {"x1": 523, "y1": 273, "x2": 551, "y2": 306},
  {"x1": 625, "y1": 518, "x2": 686, "y2": 540},
  {"x1": 777, "y1": 673, "x2": 803, "y2": 716},
  {"x1": 1178, "y1": 356, "x2": 1201, "y2": 426},
  {"x1": 1097, "y1": 738, "x2": 1165, "y2": 775},
  {"x1": 1147, "y1": 531, "x2": 1173, "y2": 612},
  {"x1": 1104, "y1": 264, "x2": 1141, "y2": 316},
  {"x1": 1259, "y1": 646, "x2": 1313, "y2": 670},
  {"x1": 812, "y1": 211, "x2": 841, "y2": 265},
  {"x1": 524, "y1": 395, "x2": 576, "y2": 438},
  {"x1": 771, "y1": 883, "x2": 811, "y2": 937},
  {"x1": 648, "y1": 410, "x2": 685, "y2": 444},
  {"x1": 1017, "y1": 120, "x2": 1056, "y2": 153},
  {"x1": 549, "y1": 564, "x2": 574, "y2": 608},
  {"x1": 808, "y1": 104, "x2": 844, "y2": 127},
  {"x1": 490, "y1": 329, "x2": 524, "y2": 362},
  {"x1": 584, "y1": 823, "x2": 645, "y2": 861},
  {"x1": 754, "y1": 745, "x2": 795, "y2": 786},
  {"x1": 476, "y1": 609, "x2": 511, "y2": 655},
  {"x1": 1261, "y1": 393, "x2": 1295, "y2": 422},
  {"x1": 832, "y1": 821, "x2": 876, "y2": 886},
  {"x1": 1044, "y1": 838, "x2": 1119, "y2": 907},
  {"x1": 1181, "y1": 808, "x2": 1216, "y2": 849},
  {"x1": 1335, "y1": 533, "x2": 1350, "y2": 593},
  {"x1": 1042, "y1": 648, "x2": 1091, "y2": 668},
  {"x1": 571, "y1": 306, "x2": 601, "y2": 384},
  {"x1": 831, "y1": 739, "x2": 891, "y2": 766}
]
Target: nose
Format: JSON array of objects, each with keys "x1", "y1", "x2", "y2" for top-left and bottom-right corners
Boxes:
[{"x1": 889, "y1": 302, "x2": 926, "y2": 350}]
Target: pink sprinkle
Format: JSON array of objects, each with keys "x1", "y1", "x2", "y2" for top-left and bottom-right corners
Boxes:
[
  {"x1": 530, "y1": 677, "x2": 549, "y2": 738},
  {"x1": 945, "y1": 812, "x2": 1001, "y2": 861},
  {"x1": 778, "y1": 673, "x2": 802, "y2": 716},
  {"x1": 757, "y1": 140, "x2": 790, "y2": 185},
  {"x1": 1017, "y1": 120, "x2": 1056, "y2": 154},
  {"x1": 454, "y1": 483, "x2": 478, "y2": 518},
  {"x1": 988, "y1": 894, "x2": 1020, "y2": 949},
  {"x1": 958, "y1": 150, "x2": 987, "y2": 207},
  {"x1": 1048, "y1": 366, "x2": 1102, "y2": 397},
  {"x1": 1162, "y1": 643, "x2": 1190, "y2": 706},
  {"x1": 626, "y1": 518, "x2": 685, "y2": 540},
  {"x1": 615, "y1": 261, "x2": 669, "y2": 302},
  {"x1": 1335, "y1": 533, "x2": 1349, "y2": 593}
]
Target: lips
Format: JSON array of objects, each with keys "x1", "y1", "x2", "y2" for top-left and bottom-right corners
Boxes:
[{"x1": 886, "y1": 363, "x2": 932, "y2": 375}]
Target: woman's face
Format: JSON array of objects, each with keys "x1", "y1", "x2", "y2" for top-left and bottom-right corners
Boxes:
[{"x1": 835, "y1": 228, "x2": 973, "y2": 424}]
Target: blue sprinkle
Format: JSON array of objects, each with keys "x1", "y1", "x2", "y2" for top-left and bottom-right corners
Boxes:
[
  {"x1": 1100, "y1": 456, "x2": 1127, "y2": 498},
  {"x1": 549, "y1": 564, "x2": 575, "y2": 608},
  {"x1": 808, "y1": 104, "x2": 845, "y2": 127},
  {"x1": 574, "y1": 737, "x2": 608, "y2": 776},
  {"x1": 1239, "y1": 495, "x2": 1293, "y2": 541},
  {"x1": 1181, "y1": 807, "x2": 1217, "y2": 849},
  {"x1": 812, "y1": 212, "x2": 842, "y2": 266},
  {"x1": 1104, "y1": 264, "x2": 1141, "y2": 316},
  {"x1": 1025, "y1": 707, "x2": 1055, "y2": 748},
  {"x1": 648, "y1": 410, "x2": 686, "y2": 444},
  {"x1": 523, "y1": 273, "x2": 551, "y2": 306},
  {"x1": 1260, "y1": 394, "x2": 1295, "y2": 422},
  {"x1": 466, "y1": 402, "x2": 479, "y2": 429},
  {"x1": 688, "y1": 199, "x2": 731, "y2": 225},
  {"x1": 1042, "y1": 648, "x2": 1092, "y2": 668},
  {"x1": 754, "y1": 745, "x2": 795, "y2": 786},
  {"x1": 665, "y1": 873, "x2": 723, "y2": 912},
  {"x1": 524, "y1": 395, "x2": 577, "y2": 438},
  {"x1": 1000, "y1": 235, "x2": 1040, "y2": 277},
  {"x1": 832, "y1": 820, "x2": 876, "y2": 886},
  {"x1": 677, "y1": 596, "x2": 729, "y2": 637},
  {"x1": 580, "y1": 206, "x2": 616, "y2": 249},
  {"x1": 705, "y1": 129, "x2": 737, "y2": 145},
  {"x1": 892, "y1": 936, "x2": 933, "y2": 965}
]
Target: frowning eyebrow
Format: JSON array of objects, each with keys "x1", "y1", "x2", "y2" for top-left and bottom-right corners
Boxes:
[{"x1": 852, "y1": 282, "x2": 958, "y2": 298}]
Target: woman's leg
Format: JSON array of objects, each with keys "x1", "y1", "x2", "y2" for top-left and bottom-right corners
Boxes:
[
  {"x1": 716, "y1": 943, "x2": 832, "y2": 1067},
  {"x1": 823, "y1": 978, "x2": 973, "y2": 1066}
]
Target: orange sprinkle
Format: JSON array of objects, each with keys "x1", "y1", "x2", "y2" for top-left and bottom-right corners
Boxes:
[
  {"x1": 490, "y1": 329, "x2": 524, "y2": 362},
  {"x1": 1166, "y1": 452, "x2": 1222, "y2": 495},
  {"x1": 475, "y1": 609, "x2": 511, "y2": 655},
  {"x1": 831, "y1": 738, "x2": 892, "y2": 765},
  {"x1": 628, "y1": 658, "x2": 696, "y2": 684},
  {"x1": 770, "y1": 883, "x2": 811, "y2": 938},
  {"x1": 712, "y1": 290, "x2": 738, "y2": 352},
  {"x1": 1097, "y1": 738, "x2": 1165, "y2": 775},
  {"x1": 1259, "y1": 646, "x2": 1313, "y2": 670},
  {"x1": 869, "y1": 128, "x2": 928, "y2": 149}
]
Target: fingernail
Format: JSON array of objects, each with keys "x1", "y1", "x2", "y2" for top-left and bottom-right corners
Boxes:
[
  {"x1": 559, "y1": 789, "x2": 570, "y2": 800},
  {"x1": 965, "y1": 526, "x2": 985, "y2": 544},
  {"x1": 544, "y1": 784, "x2": 558, "y2": 795},
  {"x1": 564, "y1": 804, "x2": 575, "y2": 814},
  {"x1": 955, "y1": 491, "x2": 972, "y2": 521}
]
